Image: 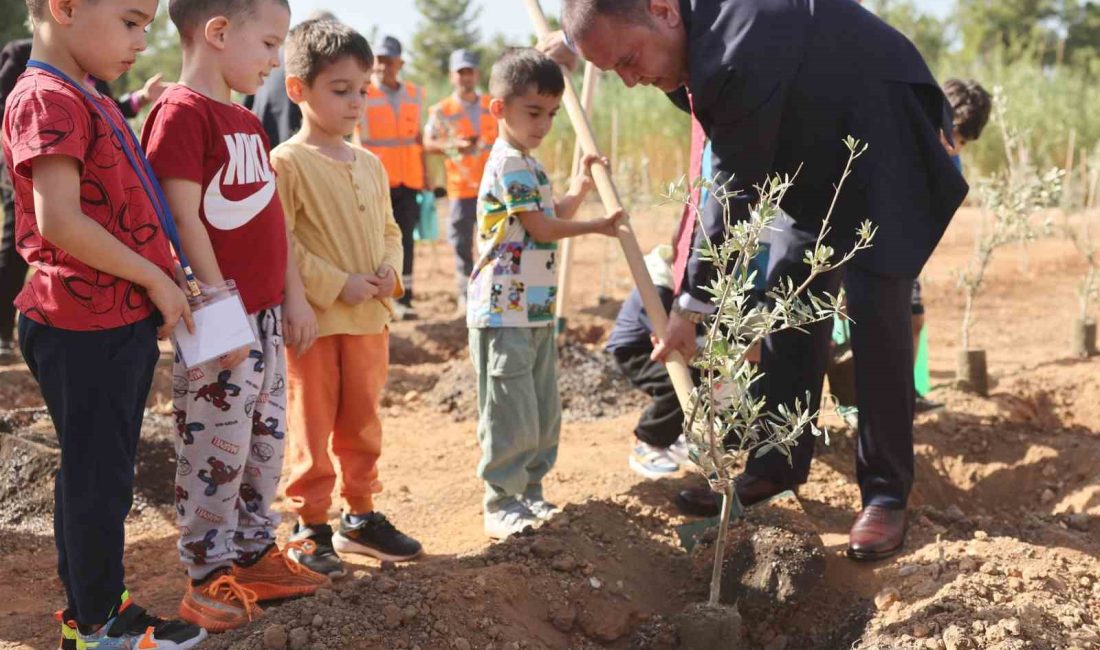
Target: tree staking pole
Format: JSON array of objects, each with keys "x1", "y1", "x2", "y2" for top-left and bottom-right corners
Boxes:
[
  {"x1": 524, "y1": 0, "x2": 695, "y2": 408},
  {"x1": 554, "y1": 61, "x2": 599, "y2": 337}
]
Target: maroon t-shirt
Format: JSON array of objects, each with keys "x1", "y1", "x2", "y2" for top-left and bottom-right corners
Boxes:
[
  {"x1": 1, "y1": 68, "x2": 175, "y2": 330},
  {"x1": 141, "y1": 85, "x2": 286, "y2": 313}
]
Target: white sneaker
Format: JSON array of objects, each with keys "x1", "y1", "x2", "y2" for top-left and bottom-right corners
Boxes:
[
  {"x1": 484, "y1": 498, "x2": 539, "y2": 539},
  {"x1": 667, "y1": 434, "x2": 690, "y2": 465},
  {"x1": 628, "y1": 441, "x2": 681, "y2": 479},
  {"x1": 523, "y1": 497, "x2": 561, "y2": 521}
]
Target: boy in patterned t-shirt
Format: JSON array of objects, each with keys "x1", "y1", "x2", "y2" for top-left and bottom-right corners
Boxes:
[{"x1": 468, "y1": 48, "x2": 621, "y2": 539}]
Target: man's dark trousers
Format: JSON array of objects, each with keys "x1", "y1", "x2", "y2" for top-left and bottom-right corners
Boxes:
[
  {"x1": 613, "y1": 348, "x2": 686, "y2": 449},
  {"x1": 745, "y1": 221, "x2": 915, "y2": 510},
  {"x1": 19, "y1": 315, "x2": 159, "y2": 625},
  {"x1": 390, "y1": 185, "x2": 420, "y2": 305}
]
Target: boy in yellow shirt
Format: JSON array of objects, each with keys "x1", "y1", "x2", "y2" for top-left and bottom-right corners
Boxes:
[{"x1": 273, "y1": 18, "x2": 422, "y2": 577}]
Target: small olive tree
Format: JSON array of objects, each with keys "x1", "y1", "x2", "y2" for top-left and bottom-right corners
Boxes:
[
  {"x1": 669, "y1": 137, "x2": 874, "y2": 607},
  {"x1": 956, "y1": 89, "x2": 1062, "y2": 373}
]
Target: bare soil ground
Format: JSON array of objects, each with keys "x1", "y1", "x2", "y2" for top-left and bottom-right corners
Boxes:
[{"x1": 0, "y1": 206, "x2": 1097, "y2": 650}]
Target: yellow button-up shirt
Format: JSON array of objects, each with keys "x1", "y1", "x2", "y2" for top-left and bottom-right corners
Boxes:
[{"x1": 272, "y1": 141, "x2": 404, "y2": 337}]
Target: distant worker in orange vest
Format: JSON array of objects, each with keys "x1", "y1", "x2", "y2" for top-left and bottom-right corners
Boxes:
[
  {"x1": 424, "y1": 49, "x2": 499, "y2": 312},
  {"x1": 358, "y1": 35, "x2": 426, "y2": 320}
]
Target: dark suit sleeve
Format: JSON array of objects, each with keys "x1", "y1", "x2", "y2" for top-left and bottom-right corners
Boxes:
[
  {"x1": 0, "y1": 40, "x2": 32, "y2": 122},
  {"x1": 684, "y1": 74, "x2": 786, "y2": 303}
]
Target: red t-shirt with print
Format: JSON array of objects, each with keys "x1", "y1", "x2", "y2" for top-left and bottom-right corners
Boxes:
[
  {"x1": 1, "y1": 68, "x2": 175, "y2": 330},
  {"x1": 141, "y1": 85, "x2": 287, "y2": 313}
]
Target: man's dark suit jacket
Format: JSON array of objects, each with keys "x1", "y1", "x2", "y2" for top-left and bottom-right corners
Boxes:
[
  {"x1": 243, "y1": 63, "x2": 301, "y2": 148},
  {"x1": 669, "y1": 0, "x2": 969, "y2": 302}
]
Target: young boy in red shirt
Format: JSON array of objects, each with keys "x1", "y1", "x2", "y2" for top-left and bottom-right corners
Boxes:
[
  {"x1": 3, "y1": 0, "x2": 206, "y2": 648},
  {"x1": 141, "y1": 0, "x2": 325, "y2": 631}
]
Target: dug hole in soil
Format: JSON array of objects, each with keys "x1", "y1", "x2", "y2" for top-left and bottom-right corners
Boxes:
[{"x1": 0, "y1": 209, "x2": 1098, "y2": 650}]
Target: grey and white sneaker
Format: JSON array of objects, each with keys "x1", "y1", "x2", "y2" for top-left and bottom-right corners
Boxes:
[
  {"x1": 667, "y1": 434, "x2": 690, "y2": 465},
  {"x1": 521, "y1": 487, "x2": 561, "y2": 521},
  {"x1": 484, "y1": 498, "x2": 539, "y2": 539},
  {"x1": 288, "y1": 522, "x2": 346, "y2": 578},
  {"x1": 629, "y1": 441, "x2": 681, "y2": 479}
]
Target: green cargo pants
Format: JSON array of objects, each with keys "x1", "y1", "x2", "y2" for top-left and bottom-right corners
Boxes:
[{"x1": 469, "y1": 326, "x2": 561, "y2": 508}]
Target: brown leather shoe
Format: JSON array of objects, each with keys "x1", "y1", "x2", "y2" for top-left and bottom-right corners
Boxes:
[
  {"x1": 675, "y1": 474, "x2": 798, "y2": 517},
  {"x1": 847, "y1": 505, "x2": 907, "y2": 561}
]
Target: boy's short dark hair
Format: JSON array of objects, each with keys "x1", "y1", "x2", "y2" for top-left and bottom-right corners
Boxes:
[
  {"x1": 169, "y1": 0, "x2": 290, "y2": 43},
  {"x1": 944, "y1": 78, "x2": 993, "y2": 142},
  {"x1": 489, "y1": 48, "x2": 564, "y2": 101},
  {"x1": 285, "y1": 19, "x2": 373, "y2": 85},
  {"x1": 25, "y1": 0, "x2": 95, "y2": 24}
]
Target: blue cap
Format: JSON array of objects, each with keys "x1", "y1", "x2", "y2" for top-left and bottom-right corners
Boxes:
[
  {"x1": 375, "y1": 35, "x2": 403, "y2": 59},
  {"x1": 449, "y1": 49, "x2": 479, "y2": 72}
]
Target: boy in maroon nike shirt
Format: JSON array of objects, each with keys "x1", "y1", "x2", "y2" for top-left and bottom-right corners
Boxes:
[{"x1": 141, "y1": 0, "x2": 325, "y2": 631}]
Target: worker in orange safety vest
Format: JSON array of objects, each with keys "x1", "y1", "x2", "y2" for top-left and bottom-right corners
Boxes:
[
  {"x1": 423, "y1": 49, "x2": 498, "y2": 313},
  {"x1": 358, "y1": 35, "x2": 425, "y2": 320}
]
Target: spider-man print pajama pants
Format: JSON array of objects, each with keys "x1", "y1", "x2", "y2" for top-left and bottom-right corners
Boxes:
[{"x1": 173, "y1": 306, "x2": 287, "y2": 579}]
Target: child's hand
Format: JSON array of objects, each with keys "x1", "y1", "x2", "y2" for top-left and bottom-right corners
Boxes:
[
  {"x1": 217, "y1": 346, "x2": 251, "y2": 370},
  {"x1": 571, "y1": 153, "x2": 610, "y2": 195},
  {"x1": 148, "y1": 273, "x2": 194, "y2": 339},
  {"x1": 283, "y1": 289, "x2": 319, "y2": 354},
  {"x1": 339, "y1": 274, "x2": 378, "y2": 305},
  {"x1": 369, "y1": 265, "x2": 398, "y2": 298},
  {"x1": 595, "y1": 208, "x2": 625, "y2": 237}
]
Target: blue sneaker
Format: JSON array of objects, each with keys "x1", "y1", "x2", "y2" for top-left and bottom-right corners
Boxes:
[{"x1": 75, "y1": 591, "x2": 206, "y2": 650}]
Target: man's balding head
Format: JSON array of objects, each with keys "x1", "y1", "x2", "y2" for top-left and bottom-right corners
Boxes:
[{"x1": 561, "y1": 0, "x2": 688, "y2": 93}]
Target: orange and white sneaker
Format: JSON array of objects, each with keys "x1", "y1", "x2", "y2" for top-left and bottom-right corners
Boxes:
[
  {"x1": 232, "y1": 542, "x2": 330, "y2": 602},
  {"x1": 179, "y1": 569, "x2": 262, "y2": 633}
]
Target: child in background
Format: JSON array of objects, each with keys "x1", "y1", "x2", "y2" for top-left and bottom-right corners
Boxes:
[
  {"x1": 273, "y1": 18, "x2": 423, "y2": 577},
  {"x1": 142, "y1": 0, "x2": 327, "y2": 631},
  {"x1": 3, "y1": 0, "x2": 205, "y2": 647},
  {"x1": 469, "y1": 48, "x2": 622, "y2": 539}
]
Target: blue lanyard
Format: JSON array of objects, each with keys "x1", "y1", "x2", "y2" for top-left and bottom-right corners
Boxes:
[{"x1": 25, "y1": 60, "x2": 199, "y2": 296}]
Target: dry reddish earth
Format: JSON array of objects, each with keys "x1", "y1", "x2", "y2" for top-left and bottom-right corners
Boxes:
[{"x1": 0, "y1": 206, "x2": 1097, "y2": 650}]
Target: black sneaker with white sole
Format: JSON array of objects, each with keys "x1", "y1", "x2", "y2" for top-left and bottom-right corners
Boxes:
[
  {"x1": 333, "y1": 512, "x2": 423, "y2": 562},
  {"x1": 288, "y1": 522, "x2": 346, "y2": 578}
]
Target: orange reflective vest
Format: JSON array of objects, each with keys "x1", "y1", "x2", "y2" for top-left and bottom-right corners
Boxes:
[
  {"x1": 359, "y1": 81, "x2": 425, "y2": 190},
  {"x1": 428, "y1": 94, "x2": 498, "y2": 200}
]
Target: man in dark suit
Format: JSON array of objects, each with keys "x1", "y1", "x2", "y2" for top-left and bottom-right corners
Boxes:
[{"x1": 550, "y1": 0, "x2": 968, "y2": 560}]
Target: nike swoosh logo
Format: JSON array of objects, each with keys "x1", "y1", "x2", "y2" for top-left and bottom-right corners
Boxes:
[{"x1": 202, "y1": 165, "x2": 276, "y2": 231}]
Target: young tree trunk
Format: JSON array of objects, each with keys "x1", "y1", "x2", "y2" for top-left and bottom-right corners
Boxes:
[{"x1": 708, "y1": 482, "x2": 742, "y2": 607}]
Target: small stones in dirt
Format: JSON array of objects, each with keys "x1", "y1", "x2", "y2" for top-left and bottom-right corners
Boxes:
[
  {"x1": 941, "y1": 624, "x2": 974, "y2": 650},
  {"x1": 381, "y1": 560, "x2": 397, "y2": 572},
  {"x1": 588, "y1": 576, "x2": 602, "y2": 589},
  {"x1": 913, "y1": 622, "x2": 932, "y2": 638},
  {"x1": 262, "y1": 624, "x2": 288, "y2": 650},
  {"x1": 310, "y1": 614, "x2": 323, "y2": 628},
  {"x1": 288, "y1": 627, "x2": 310, "y2": 650},
  {"x1": 382, "y1": 603, "x2": 403, "y2": 629},
  {"x1": 550, "y1": 554, "x2": 576, "y2": 572},
  {"x1": 530, "y1": 536, "x2": 563, "y2": 558},
  {"x1": 1040, "y1": 488, "x2": 1056, "y2": 504},
  {"x1": 549, "y1": 602, "x2": 576, "y2": 632},
  {"x1": 376, "y1": 577, "x2": 398, "y2": 593},
  {"x1": 452, "y1": 638, "x2": 471, "y2": 650},
  {"x1": 874, "y1": 587, "x2": 900, "y2": 610}
]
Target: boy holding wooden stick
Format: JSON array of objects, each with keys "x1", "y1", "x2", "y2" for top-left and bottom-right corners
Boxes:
[{"x1": 468, "y1": 48, "x2": 621, "y2": 539}]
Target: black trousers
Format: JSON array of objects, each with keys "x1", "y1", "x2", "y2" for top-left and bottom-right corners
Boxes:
[
  {"x1": 19, "y1": 315, "x2": 159, "y2": 626},
  {"x1": 613, "y1": 347, "x2": 691, "y2": 449},
  {"x1": 745, "y1": 221, "x2": 915, "y2": 509},
  {"x1": 0, "y1": 186, "x2": 28, "y2": 342},
  {"x1": 390, "y1": 185, "x2": 420, "y2": 306}
]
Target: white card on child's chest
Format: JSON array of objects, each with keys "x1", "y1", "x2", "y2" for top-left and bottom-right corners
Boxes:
[{"x1": 173, "y1": 295, "x2": 256, "y2": 369}]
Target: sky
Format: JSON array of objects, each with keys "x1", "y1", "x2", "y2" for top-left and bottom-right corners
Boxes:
[{"x1": 288, "y1": 0, "x2": 956, "y2": 47}]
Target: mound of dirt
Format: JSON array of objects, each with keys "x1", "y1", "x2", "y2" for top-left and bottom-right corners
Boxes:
[
  {"x1": 199, "y1": 494, "x2": 839, "y2": 650},
  {"x1": 427, "y1": 342, "x2": 649, "y2": 422}
]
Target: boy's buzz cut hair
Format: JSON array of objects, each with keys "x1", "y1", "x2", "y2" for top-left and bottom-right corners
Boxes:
[
  {"x1": 944, "y1": 78, "x2": 993, "y2": 142},
  {"x1": 489, "y1": 48, "x2": 565, "y2": 101},
  {"x1": 169, "y1": 0, "x2": 290, "y2": 43},
  {"x1": 285, "y1": 19, "x2": 373, "y2": 85}
]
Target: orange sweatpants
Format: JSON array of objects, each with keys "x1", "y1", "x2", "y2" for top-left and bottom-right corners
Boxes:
[{"x1": 285, "y1": 331, "x2": 388, "y2": 524}]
